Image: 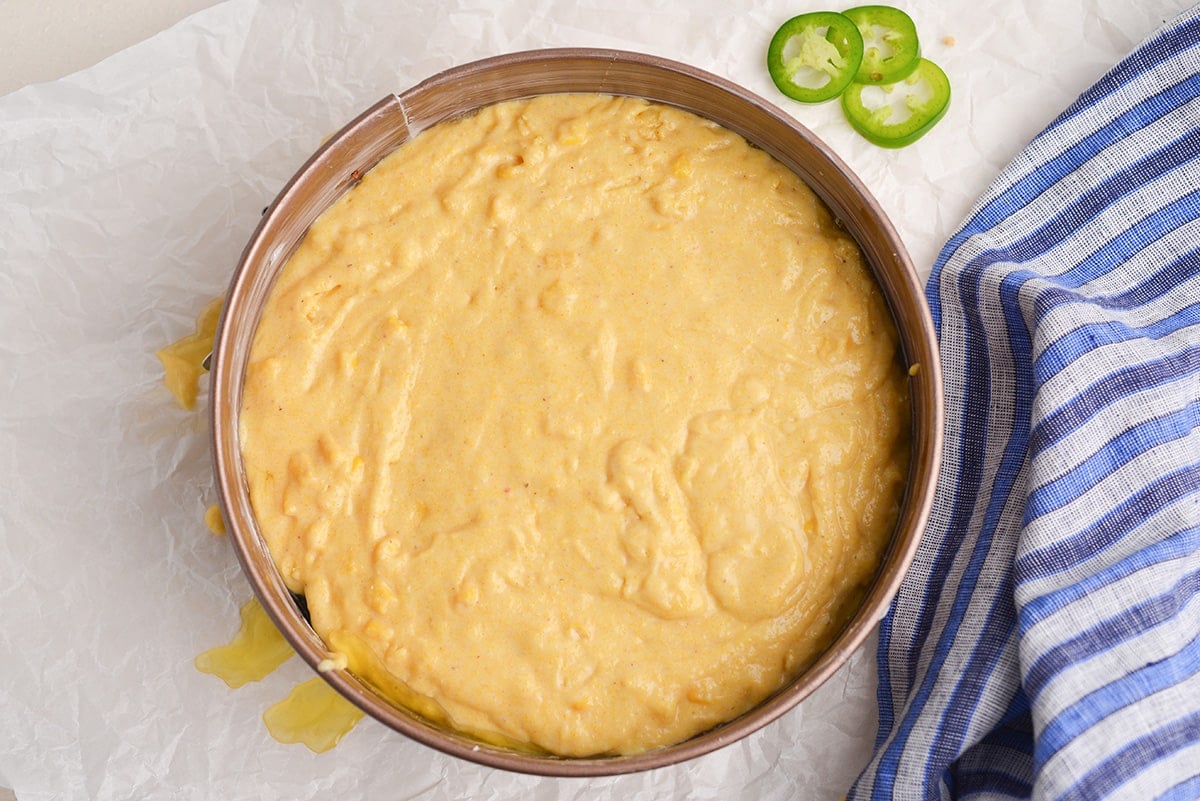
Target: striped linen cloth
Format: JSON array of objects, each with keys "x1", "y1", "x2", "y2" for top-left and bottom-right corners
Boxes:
[{"x1": 848, "y1": 6, "x2": 1200, "y2": 800}]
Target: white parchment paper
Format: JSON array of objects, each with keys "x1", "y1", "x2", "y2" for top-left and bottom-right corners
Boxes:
[{"x1": 0, "y1": 0, "x2": 1192, "y2": 798}]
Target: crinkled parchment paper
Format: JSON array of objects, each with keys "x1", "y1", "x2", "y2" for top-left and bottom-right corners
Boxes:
[{"x1": 0, "y1": 0, "x2": 1190, "y2": 798}]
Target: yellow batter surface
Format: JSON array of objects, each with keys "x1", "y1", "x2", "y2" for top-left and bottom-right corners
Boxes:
[{"x1": 240, "y1": 94, "x2": 910, "y2": 756}]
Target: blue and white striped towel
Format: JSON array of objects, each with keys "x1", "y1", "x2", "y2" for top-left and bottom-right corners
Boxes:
[{"x1": 849, "y1": 6, "x2": 1200, "y2": 800}]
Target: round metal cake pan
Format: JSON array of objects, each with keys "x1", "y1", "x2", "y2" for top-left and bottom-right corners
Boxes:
[{"x1": 210, "y1": 47, "x2": 944, "y2": 776}]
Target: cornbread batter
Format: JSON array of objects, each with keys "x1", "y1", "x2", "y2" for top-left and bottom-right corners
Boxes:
[{"x1": 240, "y1": 94, "x2": 910, "y2": 756}]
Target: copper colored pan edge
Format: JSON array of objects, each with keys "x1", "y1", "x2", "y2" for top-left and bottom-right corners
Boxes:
[{"x1": 211, "y1": 48, "x2": 943, "y2": 776}]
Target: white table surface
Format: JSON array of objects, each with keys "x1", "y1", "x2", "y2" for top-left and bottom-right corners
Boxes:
[{"x1": 0, "y1": 0, "x2": 222, "y2": 97}]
